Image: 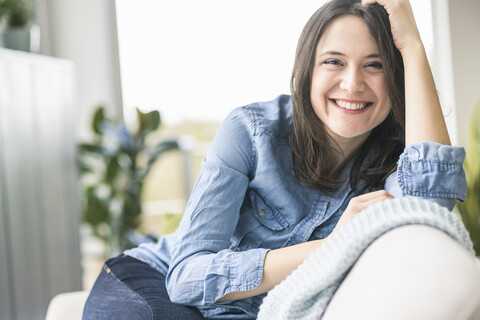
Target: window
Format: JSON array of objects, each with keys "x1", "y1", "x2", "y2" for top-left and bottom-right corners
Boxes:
[
  {"x1": 116, "y1": 0, "x2": 327, "y2": 125},
  {"x1": 116, "y1": 0, "x2": 433, "y2": 126},
  {"x1": 115, "y1": 1, "x2": 434, "y2": 233}
]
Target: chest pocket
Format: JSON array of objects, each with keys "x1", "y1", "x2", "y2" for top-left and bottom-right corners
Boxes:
[{"x1": 249, "y1": 190, "x2": 289, "y2": 231}]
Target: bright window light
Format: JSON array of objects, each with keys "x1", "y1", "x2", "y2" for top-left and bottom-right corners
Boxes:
[{"x1": 116, "y1": 0, "x2": 432, "y2": 126}]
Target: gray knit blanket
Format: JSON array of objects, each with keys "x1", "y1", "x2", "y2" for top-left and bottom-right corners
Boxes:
[{"x1": 257, "y1": 197, "x2": 474, "y2": 320}]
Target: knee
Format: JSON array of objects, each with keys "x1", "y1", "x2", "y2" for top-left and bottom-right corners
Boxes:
[
  {"x1": 365, "y1": 225, "x2": 478, "y2": 279},
  {"x1": 82, "y1": 269, "x2": 152, "y2": 320},
  {"x1": 324, "y1": 225, "x2": 480, "y2": 320},
  {"x1": 353, "y1": 225, "x2": 480, "y2": 296}
]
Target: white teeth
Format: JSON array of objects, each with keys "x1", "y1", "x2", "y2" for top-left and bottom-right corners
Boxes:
[{"x1": 334, "y1": 100, "x2": 367, "y2": 110}]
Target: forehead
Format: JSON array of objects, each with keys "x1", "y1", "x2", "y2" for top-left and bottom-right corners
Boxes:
[{"x1": 316, "y1": 15, "x2": 379, "y2": 55}]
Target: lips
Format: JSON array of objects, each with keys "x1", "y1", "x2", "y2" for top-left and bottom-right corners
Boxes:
[{"x1": 330, "y1": 99, "x2": 373, "y2": 111}]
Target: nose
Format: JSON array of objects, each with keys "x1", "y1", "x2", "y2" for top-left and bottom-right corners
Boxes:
[{"x1": 339, "y1": 67, "x2": 365, "y2": 93}]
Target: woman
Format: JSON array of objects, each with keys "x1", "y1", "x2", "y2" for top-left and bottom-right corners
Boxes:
[{"x1": 83, "y1": 0, "x2": 468, "y2": 319}]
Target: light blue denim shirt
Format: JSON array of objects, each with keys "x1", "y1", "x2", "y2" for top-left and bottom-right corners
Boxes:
[{"x1": 126, "y1": 94, "x2": 467, "y2": 319}]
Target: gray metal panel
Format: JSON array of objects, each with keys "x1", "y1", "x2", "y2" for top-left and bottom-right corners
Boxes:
[
  {"x1": 0, "y1": 187, "x2": 14, "y2": 320},
  {"x1": 0, "y1": 60, "x2": 14, "y2": 320},
  {"x1": 2, "y1": 55, "x2": 47, "y2": 320},
  {"x1": 33, "y1": 59, "x2": 82, "y2": 300},
  {"x1": 59, "y1": 64, "x2": 84, "y2": 291},
  {"x1": 0, "y1": 49, "x2": 82, "y2": 320}
]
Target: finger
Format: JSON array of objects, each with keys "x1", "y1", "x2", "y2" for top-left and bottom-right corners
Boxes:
[
  {"x1": 360, "y1": 195, "x2": 393, "y2": 207},
  {"x1": 362, "y1": 0, "x2": 377, "y2": 7},
  {"x1": 352, "y1": 195, "x2": 393, "y2": 213},
  {"x1": 347, "y1": 191, "x2": 393, "y2": 213},
  {"x1": 350, "y1": 191, "x2": 392, "y2": 207},
  {"x1": 353, "y1": 190, "x2": 393, "y2": 202},
  {"x1": 363, "y1": 0, "x2": 393, "y2": 7}
]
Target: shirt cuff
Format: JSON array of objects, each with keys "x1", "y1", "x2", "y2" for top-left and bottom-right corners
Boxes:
[
  {"x1": 395, "y1": 142, "x2": 467, "y2": 201},
  {"x1": 208, "y1": 248, "x2": 269, "y2": 303}
]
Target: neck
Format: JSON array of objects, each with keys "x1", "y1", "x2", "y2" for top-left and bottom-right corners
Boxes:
[{"x1": 330, "y1": 132, "x2": 370, "y2": 163}]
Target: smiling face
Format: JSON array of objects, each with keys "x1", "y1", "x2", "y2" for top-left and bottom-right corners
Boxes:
[{"x1": 310, "y1": 15, "x2": 391, "y2": 151}]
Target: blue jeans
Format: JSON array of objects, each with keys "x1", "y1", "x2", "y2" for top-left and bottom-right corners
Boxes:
[{"x1": 83, "y1": 254, "x2": 205, "y2": 320}]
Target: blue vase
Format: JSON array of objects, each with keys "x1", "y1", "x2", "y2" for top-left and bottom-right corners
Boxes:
[{"x1": 2, "y1": 24, "x2": 40, "y2": 53}]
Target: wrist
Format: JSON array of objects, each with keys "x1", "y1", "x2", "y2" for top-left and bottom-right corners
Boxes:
[{"x1": 399, "y1": 40, "x2": 427, "y2": 63}]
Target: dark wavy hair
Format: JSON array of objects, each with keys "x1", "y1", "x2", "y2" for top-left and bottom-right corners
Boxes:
[{"x1": 289, "y1": 0, "x2": 405, "y2": 193}]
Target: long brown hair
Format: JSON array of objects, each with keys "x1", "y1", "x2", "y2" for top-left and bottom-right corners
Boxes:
[{"x1": 290, "y1": 0, "x2": 405, "y2": 192}]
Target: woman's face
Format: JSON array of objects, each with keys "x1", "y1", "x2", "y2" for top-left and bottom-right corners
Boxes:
[{"x1": 310, "y1": 15, "x2": 391, "y2": 146}]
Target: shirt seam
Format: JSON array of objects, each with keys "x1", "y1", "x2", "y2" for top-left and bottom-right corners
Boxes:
[
  {"x1": 402, "y1": 158, "x2": 464, "y2": 167},
  {"x1": 106, "y1": 265, "x2": 154, "y2": 319},
  {"x1": 245, "y1": 108, "x2": 258, "y2": 176}
]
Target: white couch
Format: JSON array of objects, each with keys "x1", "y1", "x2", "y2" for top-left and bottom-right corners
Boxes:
[{"x1": 46, "y1": 225, "x2": 480, "y2": 320}]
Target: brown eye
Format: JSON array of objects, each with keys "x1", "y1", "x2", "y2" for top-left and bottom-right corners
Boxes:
[
  {"x1": 365, "y1": 61, "x2": 383, "y2": 69},
  {"x1": 323, "y1": 59, "x2": 343, "y2": 66}
]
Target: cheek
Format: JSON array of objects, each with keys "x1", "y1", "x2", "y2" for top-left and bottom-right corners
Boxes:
[
  {"x1": 311, "y1": 69, "x2": 334, "y2": 92},
  {"x1": 369, "y1": 79, "x2": 392, "y2": 125},
  {"x1": 374, "y1": 80, "x2": 391, "y2": 111},
  {"x1": 310, "y1": 74, "x2": 333, "y2": 106},
  {"x1": 376, "y1": 77, "x2": 389, "y2": 101},
  {"x1": 377, "y1": 97, "x2": 392, "y2": 126},
  {"x1": 382, "y1": 102, "x2": 392, "y2": 122}
]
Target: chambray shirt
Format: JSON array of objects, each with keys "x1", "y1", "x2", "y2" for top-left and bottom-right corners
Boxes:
[{"x1": 126, "y1": 95, "x2": 467, "y2": 319}]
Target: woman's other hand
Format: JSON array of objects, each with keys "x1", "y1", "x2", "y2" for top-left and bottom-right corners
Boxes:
[
  {"x1": 334, "y1": 190, "x2": 393, "y2": 231},
  {"x1": 219, "y1": 190, "x2": 392, "y2": 302}
]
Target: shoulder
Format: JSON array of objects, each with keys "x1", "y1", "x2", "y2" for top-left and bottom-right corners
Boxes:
[
  {"x1": 206, "y1": 95, "x2": 292, "y2": 174},
  {"x1": 238, "y1": 94, "x2": 292, "y2": 142}
]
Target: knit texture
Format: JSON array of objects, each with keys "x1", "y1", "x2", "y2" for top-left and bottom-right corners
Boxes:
[{"x1": 257, "y1": 197, "x2": 474, "y2": 320}]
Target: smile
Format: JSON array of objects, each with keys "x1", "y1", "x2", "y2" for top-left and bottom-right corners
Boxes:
[{"x1": 331, "y1": 99, "x2": 373, "y2": 111}]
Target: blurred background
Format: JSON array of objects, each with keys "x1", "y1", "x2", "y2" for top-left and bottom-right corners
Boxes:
[{"x1": 0, "y1": 0, "x2": 478, "y2": 319}]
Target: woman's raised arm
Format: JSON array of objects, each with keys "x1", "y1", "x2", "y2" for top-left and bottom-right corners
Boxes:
[{"x1": 363, "y1": 0, "x2": 451, "y2": 146}]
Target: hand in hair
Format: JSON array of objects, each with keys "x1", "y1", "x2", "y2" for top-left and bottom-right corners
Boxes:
[
  {"x1": 362, "y1": 0, "x2": 421, "y2": 54},
  {"x1": 363, "y1": 0, "x2": 451, "y2": 147}
]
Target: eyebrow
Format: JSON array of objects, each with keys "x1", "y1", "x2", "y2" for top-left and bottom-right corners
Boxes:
[{"x1": 319, "y1": 51, "x2": 380, "y2": 59}]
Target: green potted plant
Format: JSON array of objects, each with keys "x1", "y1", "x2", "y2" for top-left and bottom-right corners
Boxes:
[
  {"x1": 457, "y1": 98, "x2": 480, "y2": 256},
  {"x1": 1, "y1": 0, "x2": 40, "y2": 53},
  {"x1": 78, "y1": 106, "x2": 178, "y2": 256},
  {"x1": 0, "y1": 0, "x2": 12, "y2": 20}
]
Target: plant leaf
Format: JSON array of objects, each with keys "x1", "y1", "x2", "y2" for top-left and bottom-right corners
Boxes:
[
  {"x1": 78, "y1": 142, "x2": 103, "y2": 154},
  {"x1": 92, "y1": 106, "x2": 106, "y2": 135},
  {"x1": 458, "y1": 97, "x2": 480, "y2": 256},
  {"x1": 146, "y1": 140, "x2": 178, "y2": 168},
  {"x1": 136, "y1": 108, "x2": 160, "y2": 136}
]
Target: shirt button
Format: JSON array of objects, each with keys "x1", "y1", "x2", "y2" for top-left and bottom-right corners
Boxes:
[{"x1": 258, "y1": 209, "x2": 265, "y2": 216}]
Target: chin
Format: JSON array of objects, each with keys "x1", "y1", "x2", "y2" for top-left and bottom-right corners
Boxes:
[{"x1": 331, "y1": 129, "x2": 372, "y2": 140}]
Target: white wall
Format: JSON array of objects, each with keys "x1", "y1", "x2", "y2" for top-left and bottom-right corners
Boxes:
[
  {"x1": 430, "y1": 0, "x2": 458, "y2": 145},
  {"x1": 448, "y1": 0, "x2": 480, "y2": 147},
  {"x1": 33, "y1": 0, "x2": 123, "y2": 140}
]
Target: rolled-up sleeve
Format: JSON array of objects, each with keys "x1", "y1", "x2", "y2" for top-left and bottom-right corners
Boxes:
[
  {"x1": 385, "y1": 142, "x2": 467, "y2": 210},
  {"x1": 165, "y1": 108, "x2": 269, "y2": 306}
]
